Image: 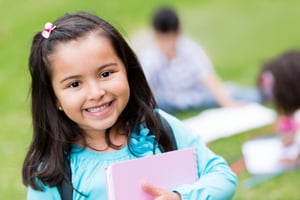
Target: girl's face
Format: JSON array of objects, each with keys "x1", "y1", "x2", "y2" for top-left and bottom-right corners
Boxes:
[{"x1": 50, "y1": 32, "x2": 130, "y2": 136}]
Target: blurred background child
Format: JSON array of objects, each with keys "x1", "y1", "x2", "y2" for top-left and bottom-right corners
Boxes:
[
  {"x1": 135, "y1": 7, "x2": 262, "y2": 113},
  {"x1": 258, "y1": 50, "x2": 300, "y2": 167}
]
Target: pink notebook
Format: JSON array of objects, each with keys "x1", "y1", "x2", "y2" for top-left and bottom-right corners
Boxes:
[{"x1": 105, "y1": 148, "x2": 198, "y2": 200}]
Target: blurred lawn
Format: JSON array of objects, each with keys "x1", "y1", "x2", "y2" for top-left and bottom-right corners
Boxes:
[{"x1": 0, "y1": 0, "x2": 299, "y2": 199}]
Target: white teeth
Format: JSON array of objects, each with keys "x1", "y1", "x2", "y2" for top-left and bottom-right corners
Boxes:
[{"x1": 87, "y1": 103, "x2": 109, "y2": 112}]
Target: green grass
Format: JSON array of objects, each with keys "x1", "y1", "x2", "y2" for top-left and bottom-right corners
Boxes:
[{"x1": 1, "y1": 0, "x2": 300, "y2": 199}]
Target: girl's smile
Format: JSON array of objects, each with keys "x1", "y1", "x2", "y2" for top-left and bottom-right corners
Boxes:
[
  {"x1": 85, "y1": 102, "x2": 112, "y2": 113},
  {"x1": 49, "y1": 32, "x2": 130, "y2": 138},
  {"x1": 84, "y1": 101, "x2": 113, "y2": 116}
]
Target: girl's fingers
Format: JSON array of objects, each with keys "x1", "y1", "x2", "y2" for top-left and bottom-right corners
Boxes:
[
  {"x1": 142, "y1": 182, "x2": 182, "y2": 200},
  {"x1": 142, "y1": 182, "x2": 164, "y2": 196}
]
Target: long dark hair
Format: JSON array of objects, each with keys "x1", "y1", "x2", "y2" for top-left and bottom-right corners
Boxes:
[{"x1": 22, "y1": 11, "x2": 174, "y2": 191}]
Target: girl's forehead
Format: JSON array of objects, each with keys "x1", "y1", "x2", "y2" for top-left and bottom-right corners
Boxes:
[{"x1": 48, "y1": 33, "x2": 125, "y2": 81}]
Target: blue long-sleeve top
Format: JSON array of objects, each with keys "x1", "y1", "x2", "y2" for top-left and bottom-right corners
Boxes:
[{"x1": 27, "y1": 109, "x2": 237, "y2": 199}]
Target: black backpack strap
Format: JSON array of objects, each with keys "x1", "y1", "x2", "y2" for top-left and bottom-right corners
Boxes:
[
  {"x1": 157, "y1": 113, "x2": 178, "y2": 152},
  {"x1": 57, "y1": 158, "x2": 73, "y2": 200}
]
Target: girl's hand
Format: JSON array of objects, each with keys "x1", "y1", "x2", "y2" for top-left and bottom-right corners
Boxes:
[{"x1": 142, "y1": 183, "x2": 182, "y2": 200}]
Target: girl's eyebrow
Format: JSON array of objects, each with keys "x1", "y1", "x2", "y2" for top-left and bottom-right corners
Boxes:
[
  {"x1": 59, "y1": 62, "x2": 118, "y2": 84},
  {"x1": 60, "y1": 75, "x2": 81, "y2": 84}
]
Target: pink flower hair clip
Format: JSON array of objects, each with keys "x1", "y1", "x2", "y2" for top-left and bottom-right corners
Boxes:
[{"x1": 41, "y1": 22, "x2": 56, "y2": 39}]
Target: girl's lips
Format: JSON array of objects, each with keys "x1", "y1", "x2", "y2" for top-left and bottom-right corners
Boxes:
[{"x1": 85, "y1": 102, "x2": 112, "y2": 113}]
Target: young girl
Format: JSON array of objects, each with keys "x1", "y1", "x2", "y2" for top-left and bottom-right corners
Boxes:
[
  {"x1": 258, "y1": 50, "x2": 300, "y2": 167},
  {"x1": 22, "y1": 11, "x2": 237, "y2": 200}
]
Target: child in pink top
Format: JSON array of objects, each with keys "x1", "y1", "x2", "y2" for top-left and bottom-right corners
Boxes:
[{"x1": 258, "y1": 50, "x2": 300, "y2": 167}]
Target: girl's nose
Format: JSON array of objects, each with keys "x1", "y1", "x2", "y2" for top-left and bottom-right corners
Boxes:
[{"x1": 87, "y1": 81, "x2": 106, "y2": 100}]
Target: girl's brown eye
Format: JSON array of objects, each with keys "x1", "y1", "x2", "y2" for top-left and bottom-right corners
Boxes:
[
  {"x1": 70, "y1": 81, "x2": 80, "y2": 88},
  {"x1": 100, "y1": 71, "x2": 111, "y2": 78}
]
